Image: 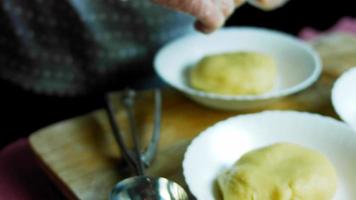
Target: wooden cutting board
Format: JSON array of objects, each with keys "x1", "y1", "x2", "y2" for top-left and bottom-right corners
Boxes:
[{"x1": 29, "y1": 33, "x2": 356, "y2": 200}]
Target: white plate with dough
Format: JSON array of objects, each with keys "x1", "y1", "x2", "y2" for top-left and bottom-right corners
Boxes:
[
  {"x1": 154, "y1": 27, "x2": 321, "y2": 110},
  {"x1": 183, "y1": 111, "x2": 356, "y2": 200},
  {"x1": 332, "y1": 67, "x2": 356, "y2": 131}
]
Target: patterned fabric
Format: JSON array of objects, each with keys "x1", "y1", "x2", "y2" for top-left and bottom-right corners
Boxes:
[{"x1": 0, "y1": 0, "x2": 194, "y2": 96}]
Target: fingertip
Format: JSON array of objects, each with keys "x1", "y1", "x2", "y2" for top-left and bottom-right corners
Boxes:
[
  {"x1": 194, "y1": 17, "x2": 225, "y2": 34},
  {"x1": 194, "y1": 21, "x2": 215, "y2": 33},
  {"x1": 193, "y1": 6, "x2": 226, "y2": 33},
  {"x1": 247, "y1": 0, "x2": 288, "y2": 10}
]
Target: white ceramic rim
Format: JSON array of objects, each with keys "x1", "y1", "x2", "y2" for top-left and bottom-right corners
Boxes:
[{"x1": 154, "y1": 26, "x2": 322, "y2": 101}]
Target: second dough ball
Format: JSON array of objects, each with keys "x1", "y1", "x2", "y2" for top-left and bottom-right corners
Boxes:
[{"x1": 217, "y1": 143, "x2": 337, "y2": 200}]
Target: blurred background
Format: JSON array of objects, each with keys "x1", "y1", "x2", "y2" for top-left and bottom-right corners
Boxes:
[{"x1": 0, "y1": 0, "x2": 355, "y2": 148}]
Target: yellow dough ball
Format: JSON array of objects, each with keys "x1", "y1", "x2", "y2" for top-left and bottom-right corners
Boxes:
[
  {"x1": 189, "y1": 52, "x2": 277, "y2": 95},
  {"x1": 217, "y1": 143, "x2": 337, "y2": 200}
]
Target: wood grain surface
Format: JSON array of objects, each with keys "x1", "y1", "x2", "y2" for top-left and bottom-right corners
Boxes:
[{"x1": 29, "y1": 33, "x2": 356, "y2": 200}]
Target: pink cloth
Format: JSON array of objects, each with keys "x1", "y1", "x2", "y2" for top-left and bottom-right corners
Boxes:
[
  {"x1": 0, "y1": 139, "x2": 61, "y2": 199},
  {"x1": 299, "y1": 17, "x2": 356, "y2": 40}
]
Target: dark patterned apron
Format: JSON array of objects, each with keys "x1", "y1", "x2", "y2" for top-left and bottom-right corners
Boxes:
[{"x1": 0, "y1": 0, "x2": 194, "y2": 95}]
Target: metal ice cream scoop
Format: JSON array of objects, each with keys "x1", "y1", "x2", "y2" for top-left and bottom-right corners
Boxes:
[{"x1": 105, "y1": 89, "x2": 189, "y2": 200}]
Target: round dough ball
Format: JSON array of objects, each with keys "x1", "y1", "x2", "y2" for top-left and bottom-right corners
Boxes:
[
  {"x1": 217, "y1": 143, "x2": 337, "y2": 200},
  {"x1": 189, "y1": 51, "x2": 277, "y2": 95}
]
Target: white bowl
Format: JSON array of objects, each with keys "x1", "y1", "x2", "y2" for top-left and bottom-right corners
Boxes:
[
  {"x1": 154, "y1": 27, "x2": 322, "y2": 110},
  {"x1": 332, "y1": 67, "x2": 356, "y2": 131},
  {"x1": 183, "y1": 111, "x2": 356, "y2": 200}
]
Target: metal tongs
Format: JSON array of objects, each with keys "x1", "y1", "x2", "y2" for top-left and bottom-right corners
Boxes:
[{"x1": 105, "y1": 89, "x2": 188, "y2": 200}]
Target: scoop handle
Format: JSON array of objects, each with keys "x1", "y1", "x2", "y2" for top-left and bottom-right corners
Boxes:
[
  {"x1": 122, "y1": 89, "x2": 162, "y2": 170},
  {"x1": 121, "y1": 90, "x2": 145, "y2": 175},
  {"x1": 104, "y1": 94, "x2": 139, "y2": 174}
]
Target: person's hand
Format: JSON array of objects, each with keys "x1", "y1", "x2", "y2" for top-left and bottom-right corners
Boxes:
[
  {"x1": 153, "y1": 0, "x2": 289, "y2": 33},
  {"x1": 153, "y1": 0, "x2": 246, "y2": 33}
]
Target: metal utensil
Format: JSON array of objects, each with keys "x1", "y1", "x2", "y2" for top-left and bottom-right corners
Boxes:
[{"x1": 105, "y1": 89, "x2": 189, "y2": 200}]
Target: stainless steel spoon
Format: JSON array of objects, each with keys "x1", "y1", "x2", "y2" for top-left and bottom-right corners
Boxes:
[{"x1": 105, "y1": 89, "x2": 189, "y2": 200}]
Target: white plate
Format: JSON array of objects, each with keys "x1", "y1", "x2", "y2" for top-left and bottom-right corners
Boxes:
[
  {"x1": 154, "y1": 27, "x2": 322, "y2": 110},
  {"x1": 332, "y1": 67, "x2": 356, "y2": 131},
  {"x1": 183, "y1": 111, "x2": 356, "y2": 200}
]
